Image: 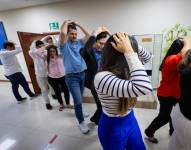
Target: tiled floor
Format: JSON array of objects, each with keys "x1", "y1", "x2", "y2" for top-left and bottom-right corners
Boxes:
[{"x1": 0, "y1": 82, "x2": 171, "y2": 150}]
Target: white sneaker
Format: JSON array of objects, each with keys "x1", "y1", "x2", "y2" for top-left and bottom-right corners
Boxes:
[
  {"x1": 79, "y1": 121, "x2": 89, "y2": 134},
  {"x1": 83, "y1": 112, "x2": 89, "y2": 118}
]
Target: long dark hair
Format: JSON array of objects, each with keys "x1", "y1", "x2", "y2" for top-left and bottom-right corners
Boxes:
[
  {"x1": 178, "y1": 49, "x2": 191, "y2": 71},
  {"x1": 159, "y1": 38, "x2": 184, "y2": 71},
  {"x1": 100, "y1": 34, "x2": 138, "y2": 115},
  {"x1": 46, "y1": 45, "x2": 58, "y2": 70},
  {"x1": 100, "y1": 35, "x2": 138, "y2": 74}
]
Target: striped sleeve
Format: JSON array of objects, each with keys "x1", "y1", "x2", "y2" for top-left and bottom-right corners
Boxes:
[
  {"x1": 94, "y1": 53, "x2": 153, "y2": 98},
  {"x1": 137, "y1": 45, "x2": 152, "y2": 64}
]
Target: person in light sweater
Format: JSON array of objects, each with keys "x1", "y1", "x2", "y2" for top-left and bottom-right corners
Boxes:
[
  {"x1": 29, "y1": 40, "x2": 52, "y2": 110},
  {"x1": 41, "y1": 35, "x2": 62, "y2": 99},
  {"x1": 94, "y1": 32, "x2": 153, "y2": 150},
  {"x1": 0, "y1": 41, "x2": 36, "y2": 103},
  {"x1": 46, "y1": 45, "x2": 73, "y2": 111}
]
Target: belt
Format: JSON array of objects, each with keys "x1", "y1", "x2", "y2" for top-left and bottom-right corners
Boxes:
[{"x1": 66, "y1": 71, "x2": 84, "y2": 76}]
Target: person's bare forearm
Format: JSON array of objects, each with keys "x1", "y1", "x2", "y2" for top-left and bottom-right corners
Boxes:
[
  {"x1": 77, "y1": 24, "x2": 90, "y2": 37},
  {"x1": 92, "y1": 27, "x2": 103, "y2": 37},
  {"x1": 102, "y1": 26, "x2": 112, "y2": 36},
  {"x1": 75, "y1": 22, "x2": 90, "y2": 43},
  {"x1": 60, "y1": 21, "x2": 70, "y2": 45},
  {"x1": 61, "y1": 21, "x2": 68, "y2": 35}
]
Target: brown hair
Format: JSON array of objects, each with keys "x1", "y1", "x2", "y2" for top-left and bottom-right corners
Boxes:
[
  {"x1": 100, "y1": 34, "x2": 138, "y2": 115},
  {"x1": 178, "y1": 49, "x2": 191, "y2": 71},
  {"x1": 46, "y1": 45, "x2": 58, "y2": 71},
  {"x1": 67, "y1": 23, "x2": 77, "y2": 33}
]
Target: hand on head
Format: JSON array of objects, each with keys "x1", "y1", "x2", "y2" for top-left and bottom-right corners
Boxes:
[
  {"x1": 93, "y1": 27, "x2": 103, "y2": 36},
  {"x1": 93, "y1": 26, "x2": 111, "y2": 36},
  {"x1": 72, "y1": 21, "x2": 79, "y2": 26},
  {"x1": 64, "y1": 20, "x2": 73, "y2": 24},
  {"x1": 101, "y1": 26, "x2": 111, "y2": 35},
  {"x1": 111, "y1": 32, "x2": 134, "y2": 54},
  {"x1": 64, "y1": 20, "x2": 80, "y2": 26}
]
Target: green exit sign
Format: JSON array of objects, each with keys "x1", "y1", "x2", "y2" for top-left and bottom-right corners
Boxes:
[{"x1": 49, "y1": 22, "x2": 59, "y2": 31}]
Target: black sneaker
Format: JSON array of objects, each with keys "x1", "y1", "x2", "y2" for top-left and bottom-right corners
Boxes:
[
  {"x1": 30, "y1": 94, "x2": 38, "y2": 100},
  {"x1": 145, "y1": 129, "x2": 158, "y2": 143},
  {"x1": 21, "y1": 97, "x2": 27, "y2": 100},
  {"x1": 90, "y1": 116, "x2": 99, "y2": 125},
  {"x1": 17, "y1": 97, "x2": 27, "y2": 104},
  {"x1": 146, "y1": 136, "x2": 158, "y2": 143},
  {"x1": 169, "y1": 129, "x2": 174, "y2": 136},
  {"x1": 52, "y1": 95, "x2": 57, "y2": 99},
  {"x1": 46, "y1": 103, "x2": 53, "y2": 110}
]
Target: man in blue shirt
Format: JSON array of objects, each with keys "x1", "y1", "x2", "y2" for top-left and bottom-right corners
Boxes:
[{"x1": 59, "y1": 20, "x2": 90, "y2": 134}]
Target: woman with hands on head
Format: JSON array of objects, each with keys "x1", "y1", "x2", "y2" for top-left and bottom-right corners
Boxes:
[
  {"x1": 145, "y1": 37, "x2": 191, "y2": 144},
  {"x1": 94, "y1": 32, "x2": 153, "y2": 150}
]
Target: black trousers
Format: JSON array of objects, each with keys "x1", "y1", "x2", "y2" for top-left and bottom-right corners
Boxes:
[
  {"x1": 145, "y1": 95, "x2": 177, "y2": 137},
  {"x1": 86, "y1": 83, "x2": 102, "y2": 122},
  {"x1": 5, "y1": 72, "x2": 35, "y2": 101},
  {"x1": 48, "y1": 76, "x2": 70, "y2": 105}
]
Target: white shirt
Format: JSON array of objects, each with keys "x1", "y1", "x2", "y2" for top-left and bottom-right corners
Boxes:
[
  {"x1": 0, "y1": 48, "x2": 22, "y2": 76},
  {"x1": 29, "y1": 42, "x2": 47, "y2": 77}
]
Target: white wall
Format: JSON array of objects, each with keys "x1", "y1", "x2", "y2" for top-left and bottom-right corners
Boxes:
[{"x1": 0, "y1": 0, "x2": 191, "y2": 81}]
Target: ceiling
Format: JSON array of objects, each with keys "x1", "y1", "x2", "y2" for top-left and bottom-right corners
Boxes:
[{"x1": 0, "y1": 0, "x2": 70, "y2": 11}]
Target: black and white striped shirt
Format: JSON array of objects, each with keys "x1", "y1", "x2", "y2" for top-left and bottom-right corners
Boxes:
[
  {"x1": 137, "y1": 45, "x2": 152, "y2": 65},
  {"x1": 94, "y1": 52, "x2": 153, "y2": 117}
]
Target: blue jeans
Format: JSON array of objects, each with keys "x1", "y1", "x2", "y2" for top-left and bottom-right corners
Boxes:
[
  {"x1": 65, "y1": 71, "x2": 85, "y2": 124},
  {"x1": 5, "y1": 72, "x2": 35, "y2": 101},
  {"x1": 98, "y1": 111, "x2": 146, "y2": 150}
]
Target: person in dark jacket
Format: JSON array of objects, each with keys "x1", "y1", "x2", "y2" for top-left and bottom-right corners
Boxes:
[
  {"x1": 169, "y1": 47, "x2": 191, "y2": 150},
  {"x1": 81, "y1": 27, "x2": 111, "y2": 124}
]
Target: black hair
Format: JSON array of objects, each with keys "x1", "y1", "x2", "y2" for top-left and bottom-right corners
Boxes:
[
  {"x1": 100, "y1": 34, "x2": 138, "y2": 75},
  {"x1": 3, "y1": 41, "x2": 14, "y2": 49},
  {"x1": 35, "y1": 40, "x2": 44, "y2": 48},
  {"x1": 159, "y1": 38, "x2": 184, "y2": 71},
  {"x1": 96, "y1": 32, "x2": 108, "y2": 41}
]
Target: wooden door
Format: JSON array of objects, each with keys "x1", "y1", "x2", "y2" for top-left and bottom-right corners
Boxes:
[{"x1": 17, "y1": 31, "x2": 59, "y2": 94}]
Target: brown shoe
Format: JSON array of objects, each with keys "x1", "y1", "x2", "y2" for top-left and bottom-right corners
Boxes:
[{"x1": 65, "y1": 104, "x2": 74, "y2": 109}]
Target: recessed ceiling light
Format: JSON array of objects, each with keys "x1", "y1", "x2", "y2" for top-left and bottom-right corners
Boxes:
[{"x1": 0, "y1": 138, "x2": 16, "y2": 150}]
